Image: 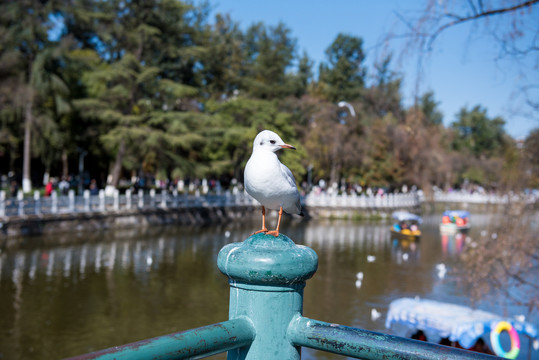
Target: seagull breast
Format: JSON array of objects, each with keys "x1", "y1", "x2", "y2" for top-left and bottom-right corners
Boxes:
[{"x1": 245, "y1": 151, "x2": 298, "y2": 211}]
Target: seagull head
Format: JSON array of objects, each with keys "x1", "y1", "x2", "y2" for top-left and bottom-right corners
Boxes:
[{"x1": 253, "y1": 130, "x2": 296, "y2": 153}]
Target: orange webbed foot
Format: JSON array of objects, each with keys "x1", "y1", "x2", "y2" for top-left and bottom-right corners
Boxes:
[{"x1": 253, "y1": 228, "x2": 269, "y2": 235}]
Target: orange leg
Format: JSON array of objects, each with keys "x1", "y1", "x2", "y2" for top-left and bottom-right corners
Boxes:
[
  {"x1": 266, "y1": 206, "x2": 283, "y2": 237},
  {"x1": 254, "y1": 206, "x2": 269, "y2": 234}
]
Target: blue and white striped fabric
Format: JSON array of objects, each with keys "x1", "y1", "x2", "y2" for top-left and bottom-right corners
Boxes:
[{"x1": 385, "y1": 297, "x2": 538, "y2": 349}]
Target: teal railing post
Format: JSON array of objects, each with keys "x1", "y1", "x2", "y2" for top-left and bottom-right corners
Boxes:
[{"x1": 217, "y1": 233, "x2": 318, "y2": 360}]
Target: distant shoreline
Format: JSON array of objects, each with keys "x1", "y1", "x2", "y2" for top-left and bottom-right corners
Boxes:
[{"x1": 0, "y1": 199, "x2": 512, "y2": 248}]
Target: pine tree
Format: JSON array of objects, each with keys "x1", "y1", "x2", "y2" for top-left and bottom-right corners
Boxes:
[
  {"x1": 318, "y1": 33, "x2": 366, "y2": 103},
  {"x1": 72, "y1": 0, "x2": 208, "y2": 189},
  {"x1": 199, "y1": 13, "x2": 245, "y2": 99},
  {"x1": 242, "y1": 22, "x2": 298, "y2": 99},
  {"x1": 0, "y1": 0, "x2": 58, "y2": 192}
]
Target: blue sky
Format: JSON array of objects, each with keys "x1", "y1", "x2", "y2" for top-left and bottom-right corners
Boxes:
[{"x1": 211, "y1": 0, "x2": 538, "y2": 139}]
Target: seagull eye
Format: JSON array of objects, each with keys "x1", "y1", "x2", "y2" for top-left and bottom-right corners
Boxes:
[{"x1": 270, "y1": 140, "x2": 276, "y2": 145}]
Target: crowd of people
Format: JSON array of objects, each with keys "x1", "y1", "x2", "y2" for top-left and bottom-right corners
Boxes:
[
  {"x1": 3, "y1": 171, "x2": 510, "y2": 201},
  {"x1": 4, "y1": 174, "x2": 99, "y2": 198}
]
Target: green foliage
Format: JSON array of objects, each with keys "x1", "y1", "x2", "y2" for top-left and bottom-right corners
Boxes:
[
  {"x1": 319, "y1": 33, "x2": 366, "y2": 102},
  {"x1": 451, "y1": 105, "x2": 507, "y2": 157},
  {"x1": 362, "y1": 55, "x2": 403, "y2": 122},
  {"x1": 524, "y1": 128, "x2": 539, "y2": 188},
  {"x1": 418, "y1": 91, "x2": 443, "y2": 126},
  {"x1": 461, "y1": 166, "x2": 486, "y2": 184},
  {"x1": 241, "y1": 22, "x2": 298, "y2": 99},
  {"x1": 360, "y1": 115, "x2": 404, "y2": 186},
  {"x1": 202, "y1": 97, "x2": 303, "y2": 180}
]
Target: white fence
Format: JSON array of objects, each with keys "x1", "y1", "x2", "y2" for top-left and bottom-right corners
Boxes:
[
  {"x1": 0, "y1": 189, "x2": 535, "y2": 218},
  {"x1": 304, "y1": 192, "x2": 421, "y2": 209},
  {"x1": 432, "y1": 191, "x2": 517, "y2": 204},
  {"x1": 0, "y1": 189, "x2": 257, "y2": 217},
  {"x1": 305, "y1": 190, "x2": 534, "y2": 208}
]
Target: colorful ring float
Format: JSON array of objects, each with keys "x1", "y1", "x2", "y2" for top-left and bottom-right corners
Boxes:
[{"x1": 490, "y1": 321, "x2": 520, "y2": 359}]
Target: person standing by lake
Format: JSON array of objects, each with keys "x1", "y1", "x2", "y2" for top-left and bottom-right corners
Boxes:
[
  {"x1": 89, "y1": 179, "x2": 99, "y2": 195},
  {"x1": 9, "y1": 180, "x2": 19, "y2": 198},
  {"x1": 45, "y1": 180, "x2": 53, "y2": 197}
]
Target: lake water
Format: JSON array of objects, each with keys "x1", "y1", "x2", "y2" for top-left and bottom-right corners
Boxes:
[{"x1": 0, "y1": 212, "x2": 536, "y2": 359}]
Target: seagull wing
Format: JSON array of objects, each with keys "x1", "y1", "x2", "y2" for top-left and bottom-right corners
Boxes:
[
  {"x1": 280, "y1": 162, "x2": 303, "y2": 215},
  {"x1": 280, "y1": 162, "x2": 297, "y2": 189}
]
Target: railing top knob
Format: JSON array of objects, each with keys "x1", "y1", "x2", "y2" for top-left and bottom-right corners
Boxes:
[{"x1": 217, "y1": 233, "x2": 318, "y2": 287}]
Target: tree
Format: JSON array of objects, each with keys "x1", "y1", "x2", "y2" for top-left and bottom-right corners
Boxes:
[
  {"x1": 289, "y1": 51, "x2": 314, "y2": 98},
  {"x1": 318, "y1": 33, "x2": 366, "y2": 103},
  {"x1": 451, "y1": 105, "x2": 508, "y2": 157},
  {"x1": 0, "y1": 0, "x2": 58, "y2": 192},
  {"x1": 199, "y1": 13, "x2": 244, "y2": 99},
  {"x1": 523, "y1": 128, "x2": 539, "y2": 188},
  {"x1": 303, "y1": 100, "x2": 344, "y2": 185},
  {"x1": 360, "y1": 114, "x2": 404, "y2": 187},
  {"x1": 418, "y1": 91, "x2": 443, "y2": 126},
  {"x1": 0, "y1": 10, "x2": 23, "y2": 176},
  {"x1": 389, "y1": 105, "x2": 450, "y2": 193},
  {"x1": 363, "y1": 54, "x2": 404, "y2": 121},
  {"x1": 72, "y1": 0, "x2": 206, "y2": 189},
  {"x1": 30, "y1": 43, "x2": 74, "y2": 179},
  {"x1": 457, "y1": 203, "x2": 538, "y2": 318},
  {"x1": 448, "y1": 106, "x2": 512, "y2": 187},
  {"x1": 242, "y1": 22, "x2": 298, "y2": 99}
]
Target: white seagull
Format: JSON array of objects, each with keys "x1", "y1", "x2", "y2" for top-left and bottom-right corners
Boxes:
[
  {"x1": 244, "y1": 130, "x2": 303, "y2": 236},
  {"x1": 371, "y1": 308, "x2": 382, "y2": 321}
]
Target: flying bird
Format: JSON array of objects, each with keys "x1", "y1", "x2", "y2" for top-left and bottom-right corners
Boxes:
[{"x1": 244, "y1": 130, "x2": 303, "y2": 237}]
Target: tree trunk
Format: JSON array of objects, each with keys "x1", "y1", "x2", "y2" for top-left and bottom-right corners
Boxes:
[
  {"x1": 329, "y1": 136, "x2": 342, "y2": 187},
  {"x1": 109, "y1": 139, "x2": 126, "y2": 188},
  {"x1": 22, "y1": 101, "x2": 32, "y2": 193},
  {"x1": 62, "y1": 149, "x2": 69, "y2": 178}
]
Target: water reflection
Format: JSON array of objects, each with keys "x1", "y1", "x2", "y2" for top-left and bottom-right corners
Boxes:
[
  {"x1": 1, "y1": 212, "x2": 485, "y2": 286},
  {"x1": 1, "y1": 221, "x2": 407, "y2": 286},
  {"x1": 440, "y1": 231, "x2": 468, "y2": 257},
  {"x1": 390, "y1": 237, "x2": 420, "y2": 264},
  {"x1": 1, "y1": 227, "x2": 249, "y2": 284}
]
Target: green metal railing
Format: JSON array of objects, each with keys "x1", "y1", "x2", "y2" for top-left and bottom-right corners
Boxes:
[{"x1": 66, "y1": 233, "x2": 498, "y2": 360}]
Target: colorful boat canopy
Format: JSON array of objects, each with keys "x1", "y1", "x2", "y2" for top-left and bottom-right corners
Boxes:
[
  {"x1": 385, "y1": 297, "x2": 539, "y2": 349},
  {"x1": 391, "y1": 211, "x2": 422, "y2": 224},
  {"x1": 442, "y1": 210, "x2": 470, "y2": 218}
]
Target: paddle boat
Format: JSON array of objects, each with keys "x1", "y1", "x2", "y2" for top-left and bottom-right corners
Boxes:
[
  {"x1": 440, "y1": 210, "x2": 470, "y2": 234},
  {"x1": 385, "y1": 297, "x2": 539, "y2": 359},
  {"x1": 390, "y1": 211, "x2": 422, "y2": 241}
]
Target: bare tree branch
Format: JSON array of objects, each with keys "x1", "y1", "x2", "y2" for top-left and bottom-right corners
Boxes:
[
  {"x1": 383, "y1": 0, "x2": 539, "y2": 124},
  {"x1": 427, "y1": 0, "x2": 539, "y2": 50}
]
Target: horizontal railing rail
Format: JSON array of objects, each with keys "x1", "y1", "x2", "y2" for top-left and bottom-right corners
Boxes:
[
  {"x1": 287, "y1": 315, "x2": 496, "y2": 360},
  {"x1": 65, "y1": 318, "x2": 255, "y2": 360}
]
